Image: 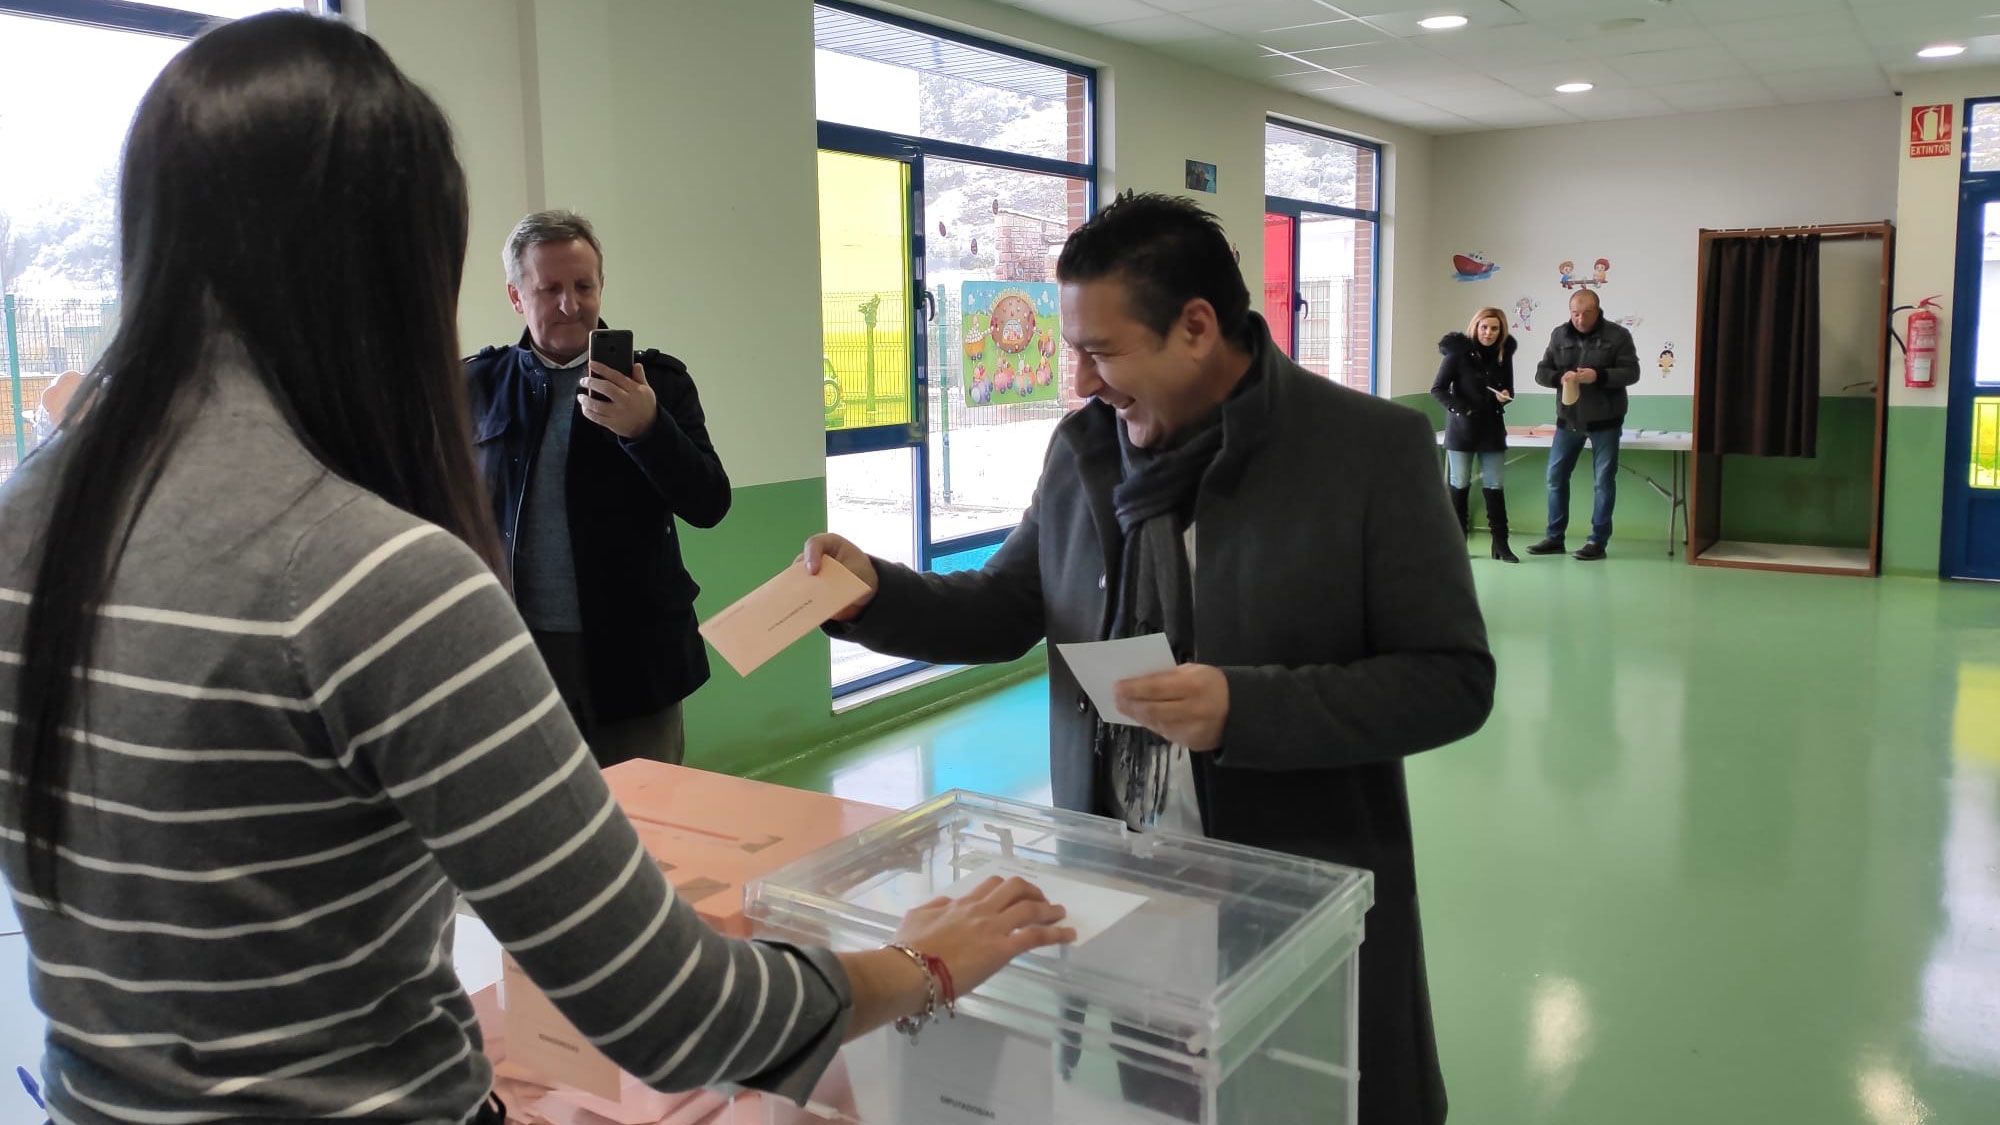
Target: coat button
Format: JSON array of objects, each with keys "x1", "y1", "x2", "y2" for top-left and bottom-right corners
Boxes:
[
  {"x1": 1076, "y1": 694, "x2": 1089, "y2": 714},
  {"x1": 1097, "y1": 574, "x2": 1106, "y2": 590}
]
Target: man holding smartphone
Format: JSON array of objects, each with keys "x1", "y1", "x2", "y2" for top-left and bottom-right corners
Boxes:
[{"x1": 466, "y1": 210, "x2": 731, "y2": 766}]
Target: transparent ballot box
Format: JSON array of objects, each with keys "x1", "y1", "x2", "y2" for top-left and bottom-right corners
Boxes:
[{"x1": 744, "y1": 791, "x2": 1373, "y2": 1125}]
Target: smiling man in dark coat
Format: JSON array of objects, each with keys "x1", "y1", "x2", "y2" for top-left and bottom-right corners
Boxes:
[{"x1": 805, "y1": 193, "x2": 1493, "y2": 1124}]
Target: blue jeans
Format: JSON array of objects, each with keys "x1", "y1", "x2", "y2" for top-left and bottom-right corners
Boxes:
[
  {"x1": 1546, "y1": 426, "x2": 1620, "y2": 545},
  {"x1": 1447, "y1": 449, "x2": 1505, "y2": 490}
]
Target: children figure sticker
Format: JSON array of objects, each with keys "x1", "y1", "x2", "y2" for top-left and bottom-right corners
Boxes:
[
  {"x1": 1512, "y1": 296, "x2": 1539, "y2": 333},
  {"x1": 1658, "y1": 342, "x2": 1676, "y2": 380},
  {"x1": 1559, "y1": 257, "x2": 1611, "y2": 289},
  {"x1": 962, "y1": 281, "x2": 1060, "y2": 407}
]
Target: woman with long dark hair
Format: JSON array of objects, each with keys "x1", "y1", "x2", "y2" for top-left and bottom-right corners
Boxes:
[{"x1": 0, "y1": 14, "x2": 1068, "y2": 1125}]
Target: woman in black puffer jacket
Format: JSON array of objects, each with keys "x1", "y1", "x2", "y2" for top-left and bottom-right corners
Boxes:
[{"x1": 1430, "y1": 306, "x2": 1519, "y2": 562}]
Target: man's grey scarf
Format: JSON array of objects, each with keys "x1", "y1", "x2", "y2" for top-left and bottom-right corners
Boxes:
[{"x1": 1095, "y1": 407, "x2": 1227, "y2": 830}]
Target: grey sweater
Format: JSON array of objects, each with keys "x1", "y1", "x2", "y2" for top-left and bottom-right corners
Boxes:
[{"x1": 0, "y1": 367, "x2": 849, "y2": 1125}]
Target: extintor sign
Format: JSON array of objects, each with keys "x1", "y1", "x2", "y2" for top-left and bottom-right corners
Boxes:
[{"x1": 1911, "y1": 104, "x2": 1954, "y2": 158}]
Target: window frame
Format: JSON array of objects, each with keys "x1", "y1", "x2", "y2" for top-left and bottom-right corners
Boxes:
[
  {"x1": 815, "y1": 1, "x2": 1095, "y2": 696},
  {"x1": 0, "y1": 0, "x2": 337, "y2": 37},
  {"x1": 1264, "y1": 117, "x2": 1382, "y2": 395}
]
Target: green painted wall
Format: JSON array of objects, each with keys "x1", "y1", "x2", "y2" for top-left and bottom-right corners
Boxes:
[
  {"x1": 675, "y1": 476, "x2": 1046, "y2": 777},
  {"x1": 1718, "y1": 398, "x2": 1876, "y2": 549},
  {"x1": 1883, "y1": 407, "x2": 1948, "y2": 577},
  {"x1": 1397, "y1": 395, "x2": 1952, "y2": 573}
]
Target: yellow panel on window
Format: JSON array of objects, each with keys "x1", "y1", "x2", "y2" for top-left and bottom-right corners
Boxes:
[
  {"x1": 1974, "y1": 398, "x2": 2000, "y2": 489},
  {"x1": 818, "y1": 150, "x2": 913, "y2": 433}
]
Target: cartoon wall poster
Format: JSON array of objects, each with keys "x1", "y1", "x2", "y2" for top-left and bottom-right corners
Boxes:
[
  {"x1": 1512, "y1": 296, "x2": 1540, "y2": 333},
  {"x1": 1451, "y1": 252, "x2": 1500, "y2": 281},
  {"x1": 962, "y1": 281, "x2": 1060, "y2": 407},
  {"x1": 1657, "y1": 341, "x2": 1676, "y2": 380},
  {"x1": 1559, "y1": 257, "x2": 1611, "y2": 289}
]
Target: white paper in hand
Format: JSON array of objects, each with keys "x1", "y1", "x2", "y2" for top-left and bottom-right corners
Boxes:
[{"x1": 1055, "y1": 633, "x2": 1176, "y2": 726}]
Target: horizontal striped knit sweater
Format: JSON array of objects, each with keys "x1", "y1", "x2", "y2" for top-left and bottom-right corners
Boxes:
[{"x1": 0, "y1": 366, "x2": 850, "y2": 1124}]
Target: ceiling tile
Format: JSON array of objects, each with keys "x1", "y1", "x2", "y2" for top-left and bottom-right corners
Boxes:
[
  {"x1": 1255, "y1": 19, "x2": 1386, "y2": 53},
  {"x1": 1604, "y1": 46, "x2": 1753, "y2": 85},
  {"x1": 1416, "y1": 88, "x2": 1554, "y2": 115},
  {"x1": 998, "y1": 0, "x2": 1161, "y2": 26},
  {"x1": 1760, "y1": 66, "x2": 1895, "y2": 102},
  {"x1": 1651, "y1": 77, "x2": 1783, "y2": 113},
  {"x1": 1505, "y1": 0, "x2": 1679, "y2": 19},
  {"x1": 1277, "y1": 38, "x2": 1437, "y2": 68},
  {"x1": 1423, "y1": 23, "x2": 1578, "y2": 66},
  {"x1": 1272, "y1": 71, "x2": 1370, "y2": 95},
  {"x1": 1568, "y1": 25, "x2": 1721, "y2": 57},
  {"x1": 1676, "y1": 0, "x2": 1850, "y2": 18},
  {"x1": 1704, "y1": 14, "x2": 1834, "y2": 46},
  {"x1": 1344, "y1": 0, "x2": 1532, "y2": 36},
  {"x1": 1311, "y1": 85, "x2": 1457, "y2": 119},
  {"x1": 1493, "y1": 61, "x2": 1630, "y2": 97},
  {"x1": 1457, "y1": 102, "x2": 1580, "y2": 129},
  {"x1": 1725, "y1": 32, "x2": 1877, "y2": 76},
  {"x1": 1085, "y1": 13, "x2": 1220, "y2": 45},
  {"x1": 1557, "y1": 87, "x2": 1676, "y2": 120},
  {"x1": 1182, "y1": 1, "x2": 1361, "y2": 35}
]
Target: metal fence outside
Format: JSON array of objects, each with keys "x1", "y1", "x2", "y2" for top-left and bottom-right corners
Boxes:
[{"x1": 2, "y1": 295, "x2": 118, "y2": 484}]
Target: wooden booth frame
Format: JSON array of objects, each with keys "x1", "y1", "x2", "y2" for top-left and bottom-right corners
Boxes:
[{"x1": 1689, "y1": 222, "x2": 1895, "y2": 576}]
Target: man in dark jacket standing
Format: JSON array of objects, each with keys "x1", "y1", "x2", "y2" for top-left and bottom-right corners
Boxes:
[
  {"x1": 468, "y1": 210, "x2": 730, "y2": 766},
  {"x1": 1526, "y1": 288, "x2": 1641, "y2": 560},
  {"x1": 805, "y1": 194, "x2": 1493, "y2": 1125}
]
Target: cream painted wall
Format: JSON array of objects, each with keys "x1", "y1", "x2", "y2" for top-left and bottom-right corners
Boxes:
[
  {"x1": 363, "y1": 0, "x2": 534, "y2": 355},
  {"x1": 1423, "y1": 98, "x2": 1899, "y2": 407},
  {"x1": 375, "y1": 0, "x2": 829, "y2": 489},
  {"x1": 1893, "y1": 66, "x2": 2000, "y2": 409},
  {"x1": 366, "y1": 0, "x2": 1436, "y2": 486}
]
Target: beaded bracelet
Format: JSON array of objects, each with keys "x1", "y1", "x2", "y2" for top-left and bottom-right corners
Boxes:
[{"x1": 886, "y1": 943, "x2": 957, "y2": 1041}]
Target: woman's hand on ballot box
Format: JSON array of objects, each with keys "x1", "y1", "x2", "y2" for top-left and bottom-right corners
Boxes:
[{"x1": 837, "y1": 876, "x2": 1074, "y2": 1041}]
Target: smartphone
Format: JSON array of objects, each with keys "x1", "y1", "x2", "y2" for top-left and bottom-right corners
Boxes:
[{"x1": 587, "y1": 328, "x2": 634, "y2": 402}]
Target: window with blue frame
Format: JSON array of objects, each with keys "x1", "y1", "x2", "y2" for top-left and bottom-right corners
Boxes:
[
  {"x1": 813, "y1": 1, "x2": 1095, "y2": 695},
  {"x1": 1262, "y1": 119, "x2": 1381, "y2": 394},
  {"x1": 0, "y1": 0, "x2": 333, "y2": 484}
]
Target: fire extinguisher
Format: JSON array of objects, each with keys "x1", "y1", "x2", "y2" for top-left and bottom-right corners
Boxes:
[{"x1": 1896, "y1": 296, "x2": 1942, "y2": 389}]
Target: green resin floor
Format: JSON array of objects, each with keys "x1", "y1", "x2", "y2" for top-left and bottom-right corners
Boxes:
[{"x1": 762, "y1": 553, "x2": 2000, "y2": 1124}]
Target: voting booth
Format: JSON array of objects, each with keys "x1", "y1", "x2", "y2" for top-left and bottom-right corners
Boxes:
[{"x1": 746, "y1": 791, "x2": 1373, "y2": 1125}]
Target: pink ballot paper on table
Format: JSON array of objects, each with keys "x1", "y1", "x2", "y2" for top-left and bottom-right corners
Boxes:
[{"x1": 699, "y1": 557, "x2": 869, "y2": 676}]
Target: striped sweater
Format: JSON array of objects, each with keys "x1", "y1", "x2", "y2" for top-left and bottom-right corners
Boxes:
[{"x1": 0, "y1": 367, "x2": 850, "y2": 1125}]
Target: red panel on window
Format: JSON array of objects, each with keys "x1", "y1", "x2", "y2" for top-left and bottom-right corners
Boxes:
[{"x1": 1263, "y1": 212, "x2": 1295, "y2": 357}]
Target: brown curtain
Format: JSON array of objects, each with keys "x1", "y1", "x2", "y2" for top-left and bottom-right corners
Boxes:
[{"x1": 1697, "y1": 234, "x2": 1821, "y2": 457}]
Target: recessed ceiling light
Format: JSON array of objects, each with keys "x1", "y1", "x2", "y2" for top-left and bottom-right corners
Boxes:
[
  {"x1": 1555, "y1": 82, "x2": 1595, "y2": 94},
  {"x1": 1918, "y1": 44, "x2": 1967, "y2": 59},
  {"x1": 1418, "y1": 15, "x2": 1469, "y2": 30}
]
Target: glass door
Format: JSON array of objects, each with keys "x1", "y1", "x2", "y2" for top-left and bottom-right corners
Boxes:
[
  {"x1": 817, "y1": 145, "x2": 925, "y2": 688},
  {"x1": 922, "y1": 157, "x2": 1082, "y2": 570},
  {"x1": 1943, "y1": 185, "x2": 2000, "y2": 580}
]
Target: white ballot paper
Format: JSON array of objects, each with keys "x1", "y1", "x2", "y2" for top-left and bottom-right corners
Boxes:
[
  {"x1": 1054, "y1": 633, "x2": 1176, "y2": 726},
  {"x1": 942, "y1": 856, "x2": 1149, "y2": 947}
]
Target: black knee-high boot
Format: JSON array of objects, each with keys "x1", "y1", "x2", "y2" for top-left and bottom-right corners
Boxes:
[
  {"x1": 1448, "y1": 485, "x2": 1471, "y2": 539},
  {"x1": 1484, "y1": 487, "x2": 1518, "y2": 563}
]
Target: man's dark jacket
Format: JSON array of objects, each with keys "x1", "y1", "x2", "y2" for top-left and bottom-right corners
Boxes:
[
  {"x1": 467, "y1": 326, "x2": 729, "y2": 721},
  {"x1": 836, "y1": 314, "x2": 1494, "y2": 1125}
]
